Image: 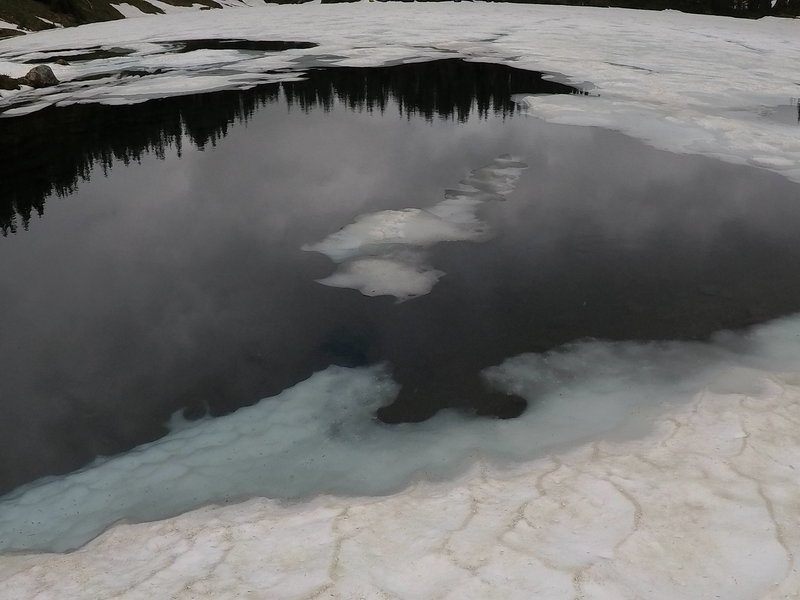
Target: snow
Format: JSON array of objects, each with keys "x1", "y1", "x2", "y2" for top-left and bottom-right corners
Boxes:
[
  {"x1": 0, "y1": 4, "x2": 798, "y2": 181},
  {"x1": 110, "y1": 3, "x2": 152, "y2": 18},
  {"x1": 145, "y1": 0, "x2": 209, "y2": 13},
  {"x1": 36, "y1": 17, "x2": 63, "y2": 28},
  {"x1": 1, "y1": 4, "x2": 800, "y2": 598},
  {"x1": 2, "y1": 317, "x2": 800, "y2": 557},
  {"x1": 1, "y1": 333, "x2": 799, "y2": 597},
  {"x1": 110, "y1": 1, "x2": 213, "y2": 17},
  {"x1": 0, "y1": 18, "x2": 21, "y2": 31}
]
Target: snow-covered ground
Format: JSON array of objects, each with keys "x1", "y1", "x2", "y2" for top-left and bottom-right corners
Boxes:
[
  {"x1": 1, "y1": 4, "x2": 799, "y2": 180},
  {"x1": 1, "y1": 4, "x2": 800, "y2": 599},
  {"x1": 0, "y1": 18, "x2": 23, "y2": 33},
  {"x1": 2, "y1": 330, "x2": 800, "y2": 598}
]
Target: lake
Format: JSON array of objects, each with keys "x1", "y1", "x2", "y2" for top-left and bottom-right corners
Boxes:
[{"x1": 2, "y1": 56, "x2": 800, "y2": 551}]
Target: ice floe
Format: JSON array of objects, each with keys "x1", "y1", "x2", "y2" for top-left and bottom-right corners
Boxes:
[{"x1": 303, "y1": 155, "x2": 526, "y2": 300}]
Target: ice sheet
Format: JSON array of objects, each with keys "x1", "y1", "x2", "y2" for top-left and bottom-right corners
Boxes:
[
  {"x1": 2, "y1": 315, "x2": 800, "y2": 597},
  {"x1": 2, "y1": 315, "x2": 800, "y2": 555}
]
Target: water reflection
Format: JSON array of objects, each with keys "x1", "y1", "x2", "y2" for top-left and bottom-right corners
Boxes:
[
  {"x1": 1, "y1": 58, "x2": 800, "y2": 498},
  {"x1": 0, "y1": 59, "x2": 578, "y2": 235}
]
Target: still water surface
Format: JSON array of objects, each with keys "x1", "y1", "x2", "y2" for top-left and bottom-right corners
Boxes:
[{"x1": 2, "y1": 59, "x2": 800, "y2": 496}]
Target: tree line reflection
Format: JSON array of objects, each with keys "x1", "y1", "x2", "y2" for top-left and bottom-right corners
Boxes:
[{"x1": 0, "y1": 59, "x2": 578, "y2": 235}]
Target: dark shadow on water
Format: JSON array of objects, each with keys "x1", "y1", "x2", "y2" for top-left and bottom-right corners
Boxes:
[
  {"x1": 23, "y1": 40, "x2": 318, "y2": 65},
  {"x1": 174, "y1": 39, "x2": 318, "y2": 53},
  {"x1": 23, "y1": 46, "x2": 136, "y2": 64}
]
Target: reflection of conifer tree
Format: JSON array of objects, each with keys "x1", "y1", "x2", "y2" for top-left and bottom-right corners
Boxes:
[
  {"x1": 1, "y1": 86, "x2": 280, "y2": 235},
  {"x1": 1, "y1": 59, "x2": 577, "y2": 236},
  {"x1": 0, "y1": 102, "x2": 184, "y2": 234},
  {"x1": 773, "y1": 0, "x2": 800, "y2": 15},
  {"x1": 282, "y1": 59, "x2": 574, "y2": 123}
]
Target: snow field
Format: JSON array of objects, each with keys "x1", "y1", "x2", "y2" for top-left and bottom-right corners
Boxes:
[{"x1": 1, "y1": 5, "x2": 800, "y2": 598}]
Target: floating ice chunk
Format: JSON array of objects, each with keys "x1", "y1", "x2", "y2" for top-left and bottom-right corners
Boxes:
[
  {"x1": 316, "y1": 253, "x2": 444, "y2": 300},
  {"x1": 460, "y1": 163, "x2": 527, "y2": 195},
  {"x1": 302, "y1": 208, "x2": 485, "y2": 263},
  {"x1": 303, "y1": 155, "x2": 527, "y2": 299},
  {"x1": 442, "y1": 188, "x2": 505, "y2": 202}
]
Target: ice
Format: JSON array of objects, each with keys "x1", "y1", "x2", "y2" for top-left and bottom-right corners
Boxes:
[
  {"x1": 60, "y1": 71, "x2": 275, "y2": 105},
  {"x1": 0, "y1": 4, "x2": 798, "y2": 182},
  {"x1": 315, "y1": 255, "x2": 445, "y2": 299},
  {"x1": 304, "y1": 209, "x2": 483, "y2": 262},
  {"x1": 303, "y1": 155, "x2": 526, "y2": 299},
  {"x1": 2, "y1": 4, "x2": 800, "y2": 597},
  {"x1": 2, "y1": 315, "x2": 800, "y2": 555},
  {"x1": 2, "y1": 316, "x2": 800, "y2": 596}
]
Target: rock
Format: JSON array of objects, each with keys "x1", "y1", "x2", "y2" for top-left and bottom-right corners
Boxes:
[
  {"x1": 55, "y1": 58, "x2": 70, "y2": 66},
  {"x1": 19, "y1": 65, "x2": 59, "y2": 88},
  {"x1": 0, "y1": 74, "x2": 20, "y2": 91}
]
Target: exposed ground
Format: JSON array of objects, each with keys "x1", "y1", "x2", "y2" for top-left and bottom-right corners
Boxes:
[{"x1": 0, "y1": 0, "x2": 247, "y2": 37}]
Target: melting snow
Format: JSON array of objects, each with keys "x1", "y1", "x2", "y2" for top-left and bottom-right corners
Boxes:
[
  {"x1": 1, "y1": 4, "x2": 800, "y2": 599},
  {"x1": 0, "y1": 4, "x2": 799, "y2": 181},
  {"x1": 110, "y1": 3, "x2": 151, "y2": 18},
  {"x1": 303, "y1": 155, "x2": 526, "y2": 300}
]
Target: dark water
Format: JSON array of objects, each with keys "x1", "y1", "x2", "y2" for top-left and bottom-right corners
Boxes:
[{"x1": 1, "y1": 58, "x2": 800, "y2": 495}]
